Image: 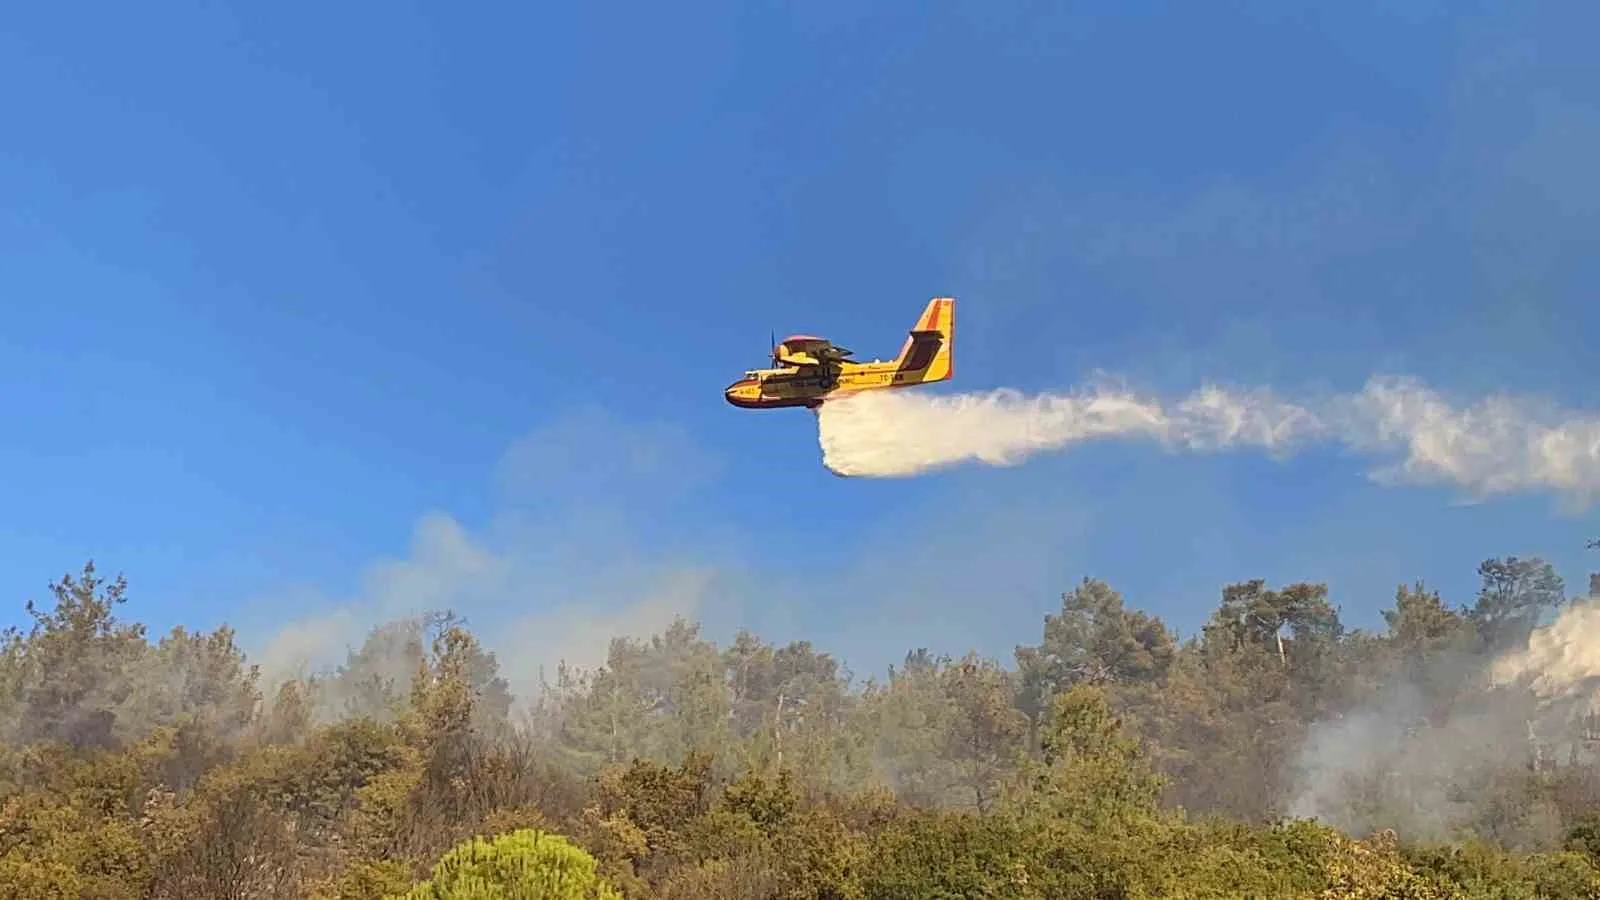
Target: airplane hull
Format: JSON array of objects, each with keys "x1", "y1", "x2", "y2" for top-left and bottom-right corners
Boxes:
[
  {"x1": 723, "y1": 374, "x2": 935, "y2": 410},
  {"x1": 726, "y1": 397, "x2": 825, "y2": 410},
  {"x1": 723, "y1": 377, "x2": 828, "y2": 409}
]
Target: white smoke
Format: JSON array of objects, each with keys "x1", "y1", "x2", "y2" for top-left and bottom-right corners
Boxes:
[
  {"x1": 1490, "y1": 598, "x2": 1600, "y2": 701},
  {"x1": 1287, "y1": 596, "x2": 1600, "y2": 844},
  {"x1": 816, "y1": 374, "x2": 1600, "y2": 502},
  {"x1": 1283, "y1": 677, "x2": 1521, "y2": 843}
]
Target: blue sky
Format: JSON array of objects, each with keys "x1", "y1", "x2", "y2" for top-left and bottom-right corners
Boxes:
[{"x1": 3, "y1": 2, "x2": 1598, "y2": 686}]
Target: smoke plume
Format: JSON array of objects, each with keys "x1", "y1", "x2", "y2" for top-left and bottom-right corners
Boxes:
[
  {"x1": 816, "y1": 374, "x2": 1600, "y2": 502},
  {"x1": 1287, "y1": 596, "x2": 1600, "y2": 844},
  {"x1": 1491, "y1": 598, "x2": 1600, "y2": 701}
]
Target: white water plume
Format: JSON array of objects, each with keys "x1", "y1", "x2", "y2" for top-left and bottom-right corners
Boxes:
[
  {"x1": 816, "y1": 374, "x2": 1600, "y2": 503},
  {"x1": 815, "y1": 377, "x2": 1324, "y2": 477}
]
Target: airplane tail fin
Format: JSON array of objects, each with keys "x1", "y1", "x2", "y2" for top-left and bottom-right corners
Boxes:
[{"x1": 893, "y1": 297, "x2": 954, "y2": 382}]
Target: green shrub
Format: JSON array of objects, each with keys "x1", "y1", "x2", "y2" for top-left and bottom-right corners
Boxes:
[{"x1": 397, "y1": 828, "x2": 622, "y2": 900}]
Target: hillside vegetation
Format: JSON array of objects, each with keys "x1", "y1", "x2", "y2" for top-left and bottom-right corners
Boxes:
[{"x1": 2, "y1": 559, "x2": 1599, "y2": 898}]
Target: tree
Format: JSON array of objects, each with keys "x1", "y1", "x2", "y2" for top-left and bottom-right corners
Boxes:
[
  {"x1": 548, "y1": 618, "x2": 735, "y2": 776},
  {"x1": 1203, "y1": 579, "x2": 1344, "y2": 669},
  {"x1": 401, "y1": 829, "x2": 623, "y2": 899},
  {"x1": 721, "y1": 631, "x2": 855, "y2": 785},
  {"x1": 855, "y1": 650, "x2": 971, "y2": 808},
  {"x1": 0, "y1": 562, "x2": 150, "y2": 749},
  {"x1": 120, "y1": 624, "x2": 262, "y2": 747},
  {"x1": 1374, "y1": 581, "x2": 1475, "y2": 729},
  {"x1": 314, "y1": 612, "x2": 513, "y2": 730},
  {"x1": 939, "y1": 654, "x2": 1029, "y2": 812},
  {"x1": 1469, "y1": 557, "x2": 1565, "y2": 650},
  {"x1": 1381, "y1": 582, "x2": 1467, "y2": 652},
  {"x1": 1011, "y1": 683, "x2": 1163, "y2": 829},
  {"x1": 1014, "y1": 578, "x2": 1175, "y2": 721}
]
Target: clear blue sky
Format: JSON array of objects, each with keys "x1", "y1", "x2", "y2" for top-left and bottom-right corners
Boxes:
[{"x1": 3, "y1": 2, "x2": 1597, "y2": 683}]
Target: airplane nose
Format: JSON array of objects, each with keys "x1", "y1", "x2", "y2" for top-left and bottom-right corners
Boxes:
[{"x1": 725, "y1": 378, "x2": 759, "y2": 407}]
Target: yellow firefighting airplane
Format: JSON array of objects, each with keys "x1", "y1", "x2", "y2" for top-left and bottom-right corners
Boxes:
[{"x1": 724, "y1": 297, "x2": 954, "y2": 410}]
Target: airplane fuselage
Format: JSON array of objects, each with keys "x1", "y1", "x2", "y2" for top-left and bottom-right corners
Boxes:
[{"x1": 724, "y1": 359, "x2": 927, "y2": 410}]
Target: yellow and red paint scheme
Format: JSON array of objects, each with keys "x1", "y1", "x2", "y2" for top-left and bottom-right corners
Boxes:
[{"x1": 724, "y1": 297, "x2": 954, "y2": 410}]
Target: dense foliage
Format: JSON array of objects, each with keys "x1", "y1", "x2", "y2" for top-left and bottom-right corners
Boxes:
[{"x1": 1, "y1": 557, "x2": 1599, "y2": 898}]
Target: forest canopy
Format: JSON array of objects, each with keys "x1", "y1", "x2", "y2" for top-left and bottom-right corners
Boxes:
[{"x1": 1, "y1": 556, "x2": 1599, "y2": 898}]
